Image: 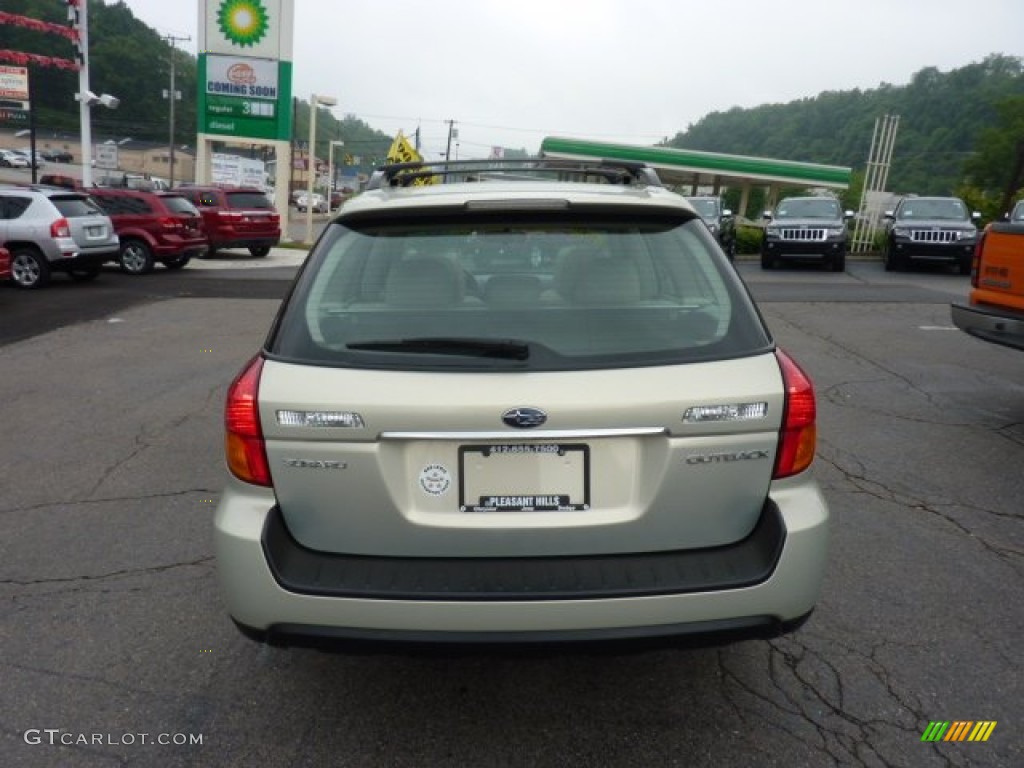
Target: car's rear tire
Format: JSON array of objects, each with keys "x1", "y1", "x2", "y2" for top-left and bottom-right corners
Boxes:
[
  {"x1": 10, "y1": 248, "x2": 50, "y2": 289},
  {"x1": 249, "y1": 246, "x2": 271, "y2": 258},
  {"x1": 163, "y1": 254, "x2": 191, "y2": 270},
  {"x1": 119, "y1": 240, "x2": 155, "y2": 275},
  {"x1": 68, "y1": 264, "x2": 101, "y2": 281}
]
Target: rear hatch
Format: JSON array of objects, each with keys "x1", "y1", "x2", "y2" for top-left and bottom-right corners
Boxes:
[
  {"x1": 972, "y1": 223, "x2": 1024, "y2": 311},
  {"x1": 224, "y1": 190, "x2": 280, "y2": 238},
  {"x1": 159, "y1": 194, "x2": 208, "y2": 245},
  {"x1": 252, "y1": 200, "x2": 788, "y2": 559},
  {"x1": 257, "y1": 354, "x2": 784, "y2": 558},
  {"x1": 51, "y1": 195, "x2": 118, "y2": 252}
]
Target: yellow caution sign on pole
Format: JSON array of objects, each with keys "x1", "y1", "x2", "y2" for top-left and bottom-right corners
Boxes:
[{"x1": 386, "y1": 131, "x2": 436, "y2": 185}]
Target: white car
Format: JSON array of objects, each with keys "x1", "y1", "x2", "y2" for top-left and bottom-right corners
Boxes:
[
  {"x1": 215, "y1": 158, "x2": 829, "y2": 652},
  {"x1": 294, "y1": 191, "x2": 326, "y2": 213},
  {"x1": 0, "y1": 149, "x2": 30, "y2": 168}
]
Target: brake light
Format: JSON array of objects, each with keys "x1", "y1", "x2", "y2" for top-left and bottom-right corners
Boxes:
[
  {"x1": 225, "y1": 356, "x2": 272, "y2": 487},
  {"x1": 970, "y1": 230, "x2": 986, "y2": 288},
  {"x1": 773, "y1": 349, "x2": 817, "y2": 479},
  {"x1": 217, "y1": 210, "x2": 243, "y2": 220},
  {"x1": 50, "y1": 218, "x2": 71, "y2": 238}
]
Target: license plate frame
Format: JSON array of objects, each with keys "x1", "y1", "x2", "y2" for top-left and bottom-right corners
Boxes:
[{"x1": 458, "y1": 443, "x2": 590, "y2": 512}]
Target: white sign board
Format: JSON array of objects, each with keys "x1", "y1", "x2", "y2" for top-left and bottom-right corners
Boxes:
[
  {"x1": 211, "y1": 153, "x2": 266, "y2": 189},
  {"x1": 94, "y1": 144, "x2": 119, "y2": 170}
]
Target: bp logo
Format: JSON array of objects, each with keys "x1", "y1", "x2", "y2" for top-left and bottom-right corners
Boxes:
[{"x1": 217, "y1": 0, "x2": 270, "y2": 48}]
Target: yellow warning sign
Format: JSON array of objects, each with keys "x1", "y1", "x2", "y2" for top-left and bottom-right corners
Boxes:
[{"x1": 385, "y1": 131, "x2": 435, "y2": 185}]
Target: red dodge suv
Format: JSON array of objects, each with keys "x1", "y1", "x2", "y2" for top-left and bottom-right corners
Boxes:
[
  {"x1": 178, "y1": 186, "x2": 281, "y2": 258},
  {"x1": 89, "y1": 188, "x2": 209, "y2": 274}
]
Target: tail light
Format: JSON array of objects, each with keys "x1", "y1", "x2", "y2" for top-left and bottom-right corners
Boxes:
[
  {"x1": 225, "y1": 356, "x2": 272, "y2": 487},
  {"x1": 970, "y1": 230, "x2": 986, "y2": 288},
  {"x1": 50, "y1": 218, "x2": 71, "y2": 238},
  {"x1": 773, "y1": 349, "x2": 817, "y2": 479}
]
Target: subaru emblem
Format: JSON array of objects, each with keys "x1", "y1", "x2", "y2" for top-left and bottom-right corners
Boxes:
[{"x1": 502, "y1": 407, "x2": 547, "y2": 429}]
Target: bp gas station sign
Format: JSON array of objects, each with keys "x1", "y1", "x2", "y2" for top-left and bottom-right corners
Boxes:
[{"x1": 197, "y1": 0, "x2": 293, "y2": 142}]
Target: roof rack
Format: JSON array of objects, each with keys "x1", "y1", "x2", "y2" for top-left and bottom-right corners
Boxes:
[{"x1": 365, "y1": 157, "x2": 663, "y2": 190}]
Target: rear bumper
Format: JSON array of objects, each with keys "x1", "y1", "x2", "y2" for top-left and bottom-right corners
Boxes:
[
  {"x1": 209, "y1": 234, "x2": 280, "y2": 250},
  {"x1": 951, "y1": 301, "x2": 1024, "y2": 351},
  {"x1": 215, "y1": 474, "x2": 829, "y2": 650},
  {"x1": 52, "y1": 248, "x2": 119, "y2": 269}
]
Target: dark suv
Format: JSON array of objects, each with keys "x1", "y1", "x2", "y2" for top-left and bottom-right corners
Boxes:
[
  {"x1": 178, "y1": 186, "x2": 280, "y2": 258},
  {"x1": 883, "y1": 196, "x2": 980, "y2": 274},
  {"x1": 685, "y1": 196, "x2": 736, "y2": 259},
  {"x1": 761, "y1": 196, "x2": 852, "y2": 272},
  {"x1": 89, "y1": 188, "x2": 209, "y2": 274}
]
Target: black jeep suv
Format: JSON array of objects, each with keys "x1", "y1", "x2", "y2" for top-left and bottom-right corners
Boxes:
[{"x1": 761, "y1": 196, "x2": 852, "y2": 272}]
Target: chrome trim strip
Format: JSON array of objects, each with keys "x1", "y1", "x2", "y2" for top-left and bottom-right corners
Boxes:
[{"x1": 381, "y1": 427, "x2": 668, "y2": 441}]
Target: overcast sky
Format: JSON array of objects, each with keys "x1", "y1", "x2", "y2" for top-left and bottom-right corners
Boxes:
[{"x1": 112, "y1": 0, "x2": 1024, "y2": 159}]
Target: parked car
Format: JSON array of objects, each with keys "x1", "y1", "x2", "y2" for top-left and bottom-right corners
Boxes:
[
  {"x1": 39, "y1": 174, "x2": 80, "y2": 190},
  {"x1": 13, "y1": 149, "x2": 45, "y2": 169},
  {"x1": 294, "y1": 191, "x2": 327, "y2": 213},
  {"x1": 0, "y1": 149, "x2": 30, "y2": 169},
  {"x1": 89, "y1": 188, "x2": 209, "y2": 274},
  {"x1": 883, "y1": 196, "x2": 980, "y2": 274},
  {"x1": 94, "y1": 172, "x2": 170, "y2": 191},
  {"x1": 178, "y1": 186, "x2": 281, "y2": 258},
  {"x1": 685, "y1": 195, "x2": 736, "y2": 259},
  {"x1": 1004, "y1": 199, "x2": 1024, "y2": 222},
  {"x1": 214, "y1": 158, "x2": 829, "y2": 652},
  {"x1": 761, "y1": 196, "x2": 853, "y2": 271},
  {"x1": 41, "y1": 148, "x2": 74, "y2": 163},
  {"x1": 0, "y1": 245, "x2": 10, "y2": 282},
  {"x1": 951, "y1": 215, "x2": 1024, "y2": 351},
  {"x1": 0, "y1": 185, "x2": 119, "y2": 288}
]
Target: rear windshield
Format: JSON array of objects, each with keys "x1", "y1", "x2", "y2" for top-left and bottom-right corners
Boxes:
[
  {"x1": 269, "y1": 211, "x2": 772, "y2": 371},
  {"x1": 226, "y1": 191, "x2": 273, "y2": 210},
  {"x1": 51, "y1": 196, "x2": 105, "y2": 218},
  {"x1": 161, "y1": 195, "x2": 199, "y2": 215}
]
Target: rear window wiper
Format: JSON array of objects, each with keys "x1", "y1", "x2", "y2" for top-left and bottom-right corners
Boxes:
[{"x1": 348, "y1": 337, "x2": 530, "y2": 360}]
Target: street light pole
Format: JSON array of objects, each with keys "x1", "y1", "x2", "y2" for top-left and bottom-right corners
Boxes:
[
  {"x1": 305, "y1": 94, "x2": 337, "y2": 244},
  {"x1": 75, "y1": 1, "x2": 93, "y2": 187},
  {"x1": 70, "y1": 1, "x2": 118, "y2": 188}
]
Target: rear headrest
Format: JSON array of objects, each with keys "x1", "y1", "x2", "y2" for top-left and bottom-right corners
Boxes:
[
  {"x1": 384, "y1": 256, "x2": 464, "y2": 306},
  {"x1": 559, "y1": 252, "x2": 643, "y2": 305}
]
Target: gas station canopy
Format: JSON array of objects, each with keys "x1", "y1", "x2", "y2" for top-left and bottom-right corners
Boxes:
[{"x1": 539, "y1": 136, "x2": 851, "y2": 191}]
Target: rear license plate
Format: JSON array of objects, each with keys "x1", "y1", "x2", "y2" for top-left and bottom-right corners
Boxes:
[
  {"x1": 459, "y1": 444, "x2": 589, "y2": 512},
  {"x1": 86, "y1": 226, "x2": 103, "y2": 237}
]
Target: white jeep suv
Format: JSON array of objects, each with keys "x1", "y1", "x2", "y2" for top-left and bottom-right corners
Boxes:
[{"x1": 215, "y1": 159, "x2": 829, "y2": 651}]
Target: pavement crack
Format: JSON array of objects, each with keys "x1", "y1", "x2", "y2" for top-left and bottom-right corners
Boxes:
[{"x1": 0, "y1": 556, "x2": 214, "y2": 587}]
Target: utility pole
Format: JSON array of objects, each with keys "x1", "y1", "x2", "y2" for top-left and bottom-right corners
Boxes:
[
  {"x1": 445, "y1": 120, "x2": 456, "y2": 162},
  {"x1": 163, "y1": 34, "x2": 190, "y2": 187}
]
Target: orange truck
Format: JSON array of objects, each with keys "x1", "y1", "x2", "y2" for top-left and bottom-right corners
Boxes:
[{"x1": 951, "y1": 202, "x2": 1024, "y2": 351}]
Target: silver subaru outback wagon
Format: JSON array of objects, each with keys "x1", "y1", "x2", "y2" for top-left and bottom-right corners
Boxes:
[{"x1": 215, "y1": 159, "x2": 828, "y2": 651}]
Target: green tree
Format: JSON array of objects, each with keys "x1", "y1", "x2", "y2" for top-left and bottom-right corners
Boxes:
[{"x1": 963, "y1": 95, "x2": 1024, "y2": 213}]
